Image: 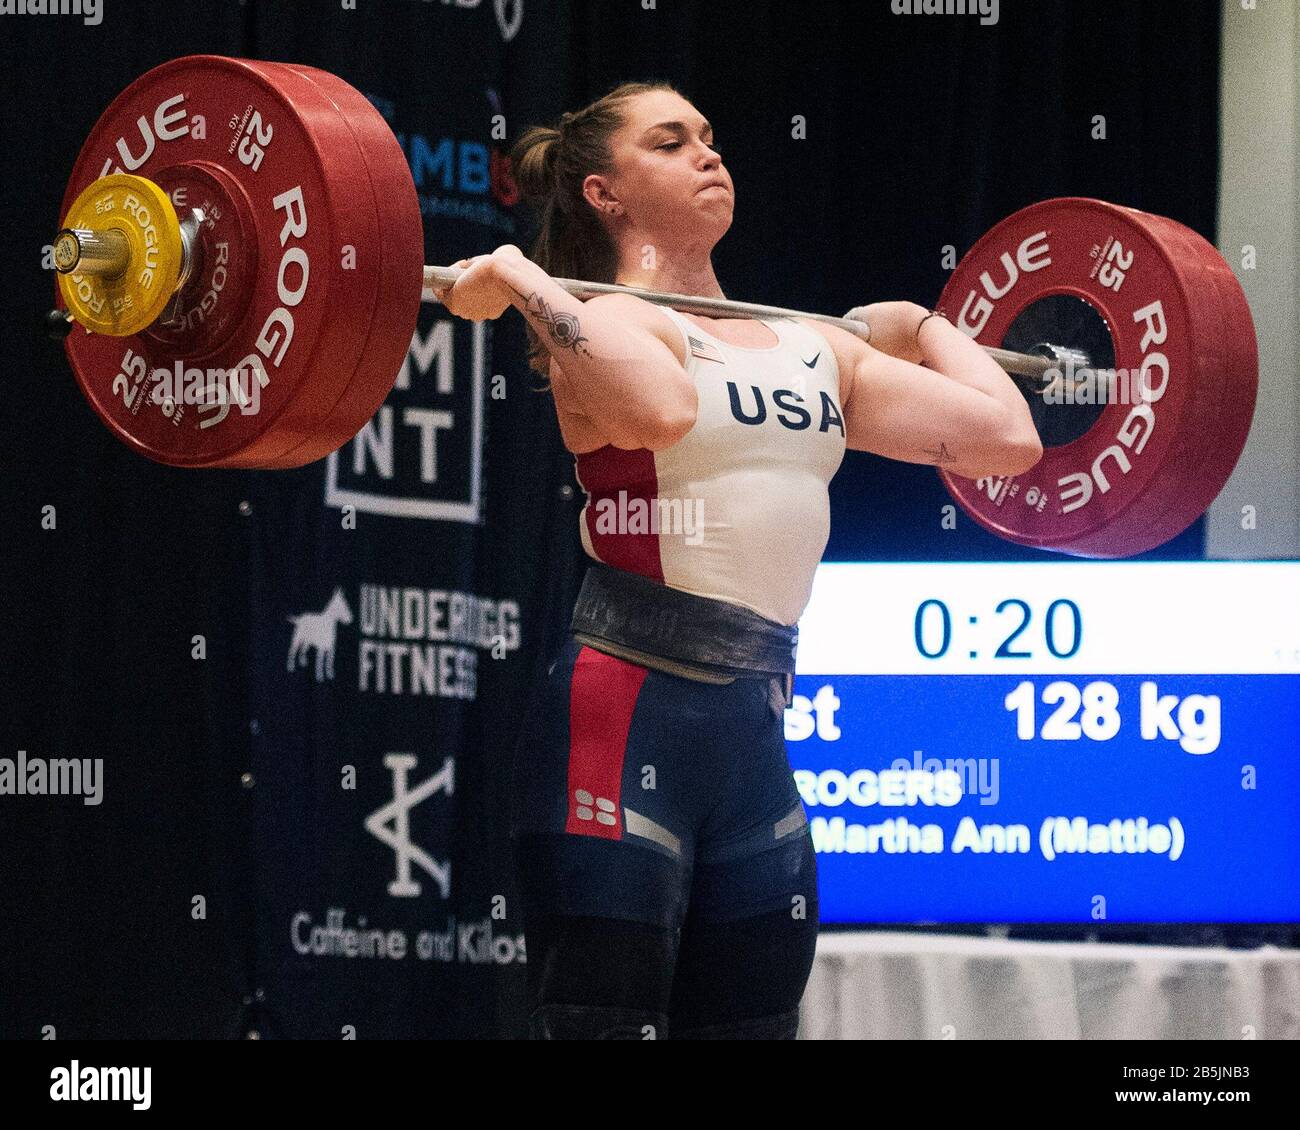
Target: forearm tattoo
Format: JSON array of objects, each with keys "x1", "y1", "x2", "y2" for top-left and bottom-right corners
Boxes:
[
  {"x1": 509, "y1": 285, "x2": 593, "y2": 358},
  {"x1": 922, "y1": 442, "x2": 957, "y2": 465}
]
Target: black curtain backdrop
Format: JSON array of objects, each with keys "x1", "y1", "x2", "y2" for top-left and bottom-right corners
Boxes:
[{"x1": 1, "y1": 0, "x2": 1222, "y2": 1039}]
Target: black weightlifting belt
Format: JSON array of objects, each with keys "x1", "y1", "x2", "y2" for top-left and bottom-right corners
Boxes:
[{"x1": 569, "y1": 562, "x2": 798, "y2": 698}]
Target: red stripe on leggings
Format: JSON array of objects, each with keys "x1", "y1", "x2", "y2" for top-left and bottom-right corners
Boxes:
[{"x1": 565, "y1": 646, "x2": 647, "y2": 838}]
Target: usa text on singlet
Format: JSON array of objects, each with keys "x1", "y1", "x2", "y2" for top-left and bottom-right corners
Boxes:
[{"x1": 574, "y1": 308, "x2": 848, "y2": 628}]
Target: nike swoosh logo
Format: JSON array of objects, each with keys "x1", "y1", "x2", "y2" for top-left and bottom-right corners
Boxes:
[{"x1": 803, "y1": 353, "x2": 821, "y2": 368}]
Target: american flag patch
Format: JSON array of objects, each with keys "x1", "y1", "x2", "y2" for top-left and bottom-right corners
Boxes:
[{"x1": 688, "y1": 335, "x2": 726, "y2": 364}]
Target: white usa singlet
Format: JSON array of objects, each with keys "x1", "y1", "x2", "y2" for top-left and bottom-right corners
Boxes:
[{"x1": 574, "y1": 306, "x2": 847, "y2": 627}]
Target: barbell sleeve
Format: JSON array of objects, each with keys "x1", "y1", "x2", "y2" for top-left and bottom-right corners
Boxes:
[
  {"x1": 53, "y1": 227, "x2": 131, "y2": 278},
  {"x1": 422, "y1": 265, "x2": 1059, "y2": 380}
]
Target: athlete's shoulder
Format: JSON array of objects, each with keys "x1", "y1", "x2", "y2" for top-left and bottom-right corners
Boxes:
[{"x1": 581, "y1": 292, "x2": 689, "y2": 368}]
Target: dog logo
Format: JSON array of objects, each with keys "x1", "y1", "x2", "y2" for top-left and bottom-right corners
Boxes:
[{"x1": 286, "y1": 587, "x2": 353, "y2": 682}]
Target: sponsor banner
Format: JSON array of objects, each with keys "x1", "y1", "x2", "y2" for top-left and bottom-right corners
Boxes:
[{"x1": 248, "y1": 1, "x2": 558, "y2": 1039}]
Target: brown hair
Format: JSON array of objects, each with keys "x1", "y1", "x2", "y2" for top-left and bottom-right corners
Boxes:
[{"x1": 510, "y1": 81, "x2": 682, "y2": 384}]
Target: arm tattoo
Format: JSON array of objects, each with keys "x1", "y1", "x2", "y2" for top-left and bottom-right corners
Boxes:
[
  {"x1": 509, "y1": 284, "x2": 593, "y2": 358},
  {"x1": 922, "y1": 441, "x2": 957, "y2": 465}
]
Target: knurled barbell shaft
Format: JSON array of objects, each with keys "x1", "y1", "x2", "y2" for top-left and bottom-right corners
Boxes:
[
  {"x1": 423, "y1": 265, "x2": 1059, "y2": 380},
  {"x1": 53, "y1": 228, "x2": 131, "y2": 278}
]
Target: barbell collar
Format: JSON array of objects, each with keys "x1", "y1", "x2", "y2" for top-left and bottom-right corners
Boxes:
[{"x1": 156, "y1": 209, "x2": 206, "y2": 330}]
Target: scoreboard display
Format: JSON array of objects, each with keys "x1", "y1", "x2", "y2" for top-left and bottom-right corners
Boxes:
[{"x1": 787, "y1": 563, "x2": 1300, "y2": 924}]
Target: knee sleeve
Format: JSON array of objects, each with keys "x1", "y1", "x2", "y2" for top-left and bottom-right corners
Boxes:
[
  {"x1": 521, "y1": 911, "x2": 677, "y2": 1040},
  {"x1": 668, "y1": 905, "x2": 818, "y2": 1035}
]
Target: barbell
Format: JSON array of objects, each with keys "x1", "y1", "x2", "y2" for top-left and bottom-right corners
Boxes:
[{"x1": 49, "y1": 54, "x2": 1258, "y2": 557}]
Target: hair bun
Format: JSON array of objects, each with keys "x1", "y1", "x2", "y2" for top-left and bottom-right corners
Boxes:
[{"x1": 509, "y1": 124, "x2": 564, "y2": 204}]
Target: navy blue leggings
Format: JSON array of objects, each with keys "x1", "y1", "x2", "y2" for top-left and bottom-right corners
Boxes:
[{"x1": 510, "y1": 634, "x2": 819, "y2": 1038}]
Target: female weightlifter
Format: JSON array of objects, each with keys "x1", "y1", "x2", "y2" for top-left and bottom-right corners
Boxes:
[{"x1": 430, "y1": 83, "x2": 1042, "y2": 1039}]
